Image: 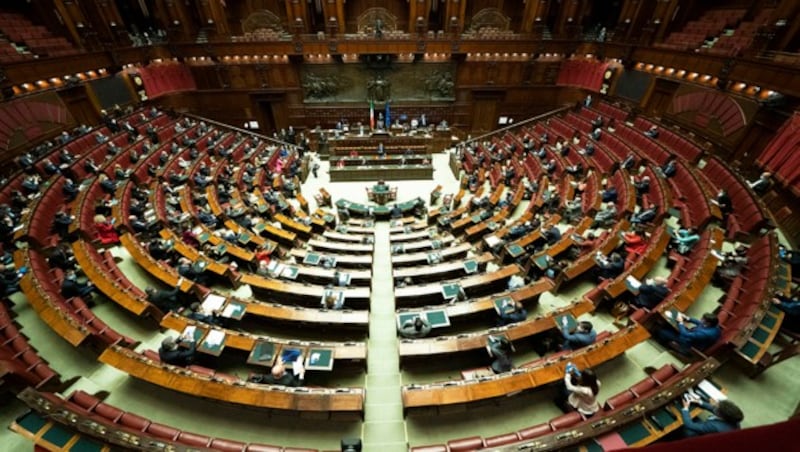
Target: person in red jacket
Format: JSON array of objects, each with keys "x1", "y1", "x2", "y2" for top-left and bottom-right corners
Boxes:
[{"x1": 94, "y1": 215, "x2": 120, "y2": 245}]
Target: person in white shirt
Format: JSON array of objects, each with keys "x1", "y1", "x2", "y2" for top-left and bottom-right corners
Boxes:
[{"x1": 557, "y1": 367, "x2": 601, "y2": 416}]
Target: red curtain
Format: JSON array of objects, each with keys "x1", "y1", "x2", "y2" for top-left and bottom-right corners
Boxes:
[{"x1": 756, "y1": 112, "x2": 800, "y2": 196}]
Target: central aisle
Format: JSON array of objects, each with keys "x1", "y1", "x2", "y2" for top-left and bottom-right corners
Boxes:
[{"x1": 362, "y1": 221, "x2": 407, "y2": 450}]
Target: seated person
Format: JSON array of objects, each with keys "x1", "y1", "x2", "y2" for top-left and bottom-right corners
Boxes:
[
  {"x1": 656, "y1": 312, "x2": 721, "y2": 355},
  {"x1": 562, "y1": 320, "x2": 597, "y2": 350},
  {"x1": 62, "y1": 178, "x2": 80, "y2": 202},
  {"x1": 390, "y1": 204, "x2": 402, "y2": 219},
  {"x1": 712, "y1": 245, "x2": 748, "y2": 287},
  {"x1": 748, "y1": 171, "x2": 771, "y2": 194},
  {"x1": 146, "y1": 280, "x2": 183, "y2": 312},
  {"x1": 712, "y1": 189, "x2": 733, "y2": 220},
  {"x1": 52, "y1": 210, "x2": 74, "y2": 238},
  {"x1": 94, "y1": 215, "x2": 120, "y2": 245},
  {"x1": 563, "y1": 196, "x2": 583, "y2": 223},
  {"x1": 0, "y1": 264, "x2": 21, "y2": 295},
  {"x1": 158, "y1": 334, "x2": 196, "y2": 366},
  {"x1": 184, "y1": 301, "x2": 225, "y2": 326},
  {"x1": 644, "y1": 125, "x2": 659, "y2": 138},
  {"x1": 398, "y1": 316, "x2": 432, "y2": 339},
  {"x1": 148, "y1": 238, "x2": 175, "y2": 261},
  {"x1": 630, "y1": 204, "x2": 659, "y2": 224},
  {"x1": 680, "y1": 398, "x2": 743, "y2": 438},
  {"x1": 98, "y1": 174, "x2": 117, "y2": 194},
  {"x1": 671, "y1": 227, "x2": 700, "y2": 255},
  {"x1": 632, "y1": 276, "x2": 670, "y2": 310},
  {"x1": 250, "y1": 360, "x2": 305, "y2": 387},
  {"x1": 600, "y1": 186, "x2": 618, "y2": 203},
  {"x1": 542, "y1": 225, "x2": 562, "y2": 246},
  {"x1": 772, "y1": 293, "x2": 800, "y2": 334},
  {"x1": 590, "y1": 127, "x2": 602, "y2": 141},
  {"x1": 497, "y1": 299, "x2": 527, "y2": 326},
  {"x1": 633, "y1": 176, "x2": 650, "y2": 198},
  {"x1": 595, "y1": 252, "x2": 625, "y2": 281},
  {"x1": 21, "y1": 175, "x2": 41, "y2": 194},
  {"x1": 321, "y1": 289, "x2": 344, "y2": 310},
  {"x1": 61, "y1": 269, "x2": 95, "y2": 298},
  {"x1": 486, "y1": 335, "x2": 513, "y2": 374},
  {"x1": 623, "y1": 229, "x2": 649, "y2": 256},
  {"x1": 660, "y1": 157, "x2": 677, "y2": 178},
  {"x1": 592, "y1": 202, "x2": 617, "y2": 228},
  {"x1": 176, "y1": 257, "x2": 209, "y2": 285},
  {"x1": 620, "y1": 153, "x2": 636, "y2": 170},
  {"x1": 507, "y1": 221, "x2": 533, "y2": 241},
  {"x1": 48, "y1": 245, "x2": 76, "y2": 271}
]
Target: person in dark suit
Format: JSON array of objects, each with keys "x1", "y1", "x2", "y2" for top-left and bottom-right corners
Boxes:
[
  {"x1": 772, "y1": 294, "x2": 800, "y2": 334},
  {"x1": 61, "y1": 269, "x2": 95, "y2": 298},
  {"x1": 62, "y1": 178, "x2": 80, "y2": 202},
  {"x1": 399, "y1": 316, "x2": 432, "y2": 338},
  {"x1": 562, "y1": 321, "x2": 596, "y2": 350},
  {"x1": 680, "y1": 398, "x2": 743, "y2": 438},
  {"x1": 595, "y1": 252, "x2": 625, "y2": 281},
  {"x1": 486, "y1": 335, "x2": 513, "y2": 374},
  {"x1": 158, "y1": 335, "x2": 196, "y2": 366},
  {"x1": 48, "y1": 245, "x2": 76, "y2": 271},
  {"x1": 656, "y1": 312, "x2": 720, "y2": 354},
  {"x1": 52, "y1": 211, "x2": 75, "y2": 239},
  {"x1": 145, "y1": 280, "x2": 183, "y2": 312},
  {"x1": 496, "y1": 299, "x2": 527, "y2": 326},
  {"x1": 632, "y1": 277, "x2": 670, "y2": 309},
  {"x1": 250, "y1": 360, "x2": 305, "y2": 386}
]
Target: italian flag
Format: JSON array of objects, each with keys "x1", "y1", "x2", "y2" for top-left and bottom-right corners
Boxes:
[{"x1": 369, "y1": 100, "x2": 375, "y2": 130}]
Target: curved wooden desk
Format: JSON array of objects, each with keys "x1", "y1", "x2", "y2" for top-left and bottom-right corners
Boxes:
[
  {"x1": 399, "y1": 297, "x2": 593, "y2": 357},
  {"x1": 98, "y1": 346, "x2": 365, "y2": 414},
  {"x1": 401, "y1": 324, "x2": 650, "y2": 410}
]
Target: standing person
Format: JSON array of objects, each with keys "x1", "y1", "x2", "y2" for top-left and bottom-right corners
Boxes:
[
  {"x1": 486, "y1": 335, "x2": 513, "y2": 374},
  {"x1": 556, "y1": 365, "x2": 601, "y2": 417}
]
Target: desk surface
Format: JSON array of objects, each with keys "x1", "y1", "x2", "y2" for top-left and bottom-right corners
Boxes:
[
  {"x1": 99, "y1": 345, "x2": 365, "y2": 413},
  {"x1": 401, "y1": 324, "x2": 650, "y2": 408}
]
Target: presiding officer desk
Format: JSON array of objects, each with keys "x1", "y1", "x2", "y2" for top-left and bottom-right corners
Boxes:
[{"x1": 99, "y1": 345, "x2": 365, "y2": 414}]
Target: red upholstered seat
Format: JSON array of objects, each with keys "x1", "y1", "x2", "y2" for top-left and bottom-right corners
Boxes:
[
  {"x1": 518, "y1": 422, "x2": 553, "y2": 439},
  {"x1": 447, "y1": 436, "x2": 484, "y2": 451},
  {"x1": 409, "y1": 446, "x2": 448, "y2": 452},
  {"x1": 604, "y1": 390, "x2": 636, "y2": 411},
  {"x1": 630, "y1": 378, "x2": 658, "y2": 397},
  {"x1": 93, "y1": 403, "x2": 124, "y2": 422},
  {"x1": 69, "y1": 391, "x2": 101, "y2": 411},
  {"x1": 209, "y1": 439, "x2": 247, "y2": 451},
  {"x1": 651, "y1": 364, "x2": 679, "y2": 384},
  {"x1": 145, "y1": 422, "x2": 180, "y2": 440},
  {"x1": 245, "y1": 444, "x2": 283, "y2": 452},
  {"x1": 483, "y1": 432, "x2": 521, "y2": 447},
  {"x1": 550, "y1": 411, "x2": 584, "y2": 429},
  {"x1": 177, "y1": 431, "x2": 212, "y2": 447},
  {"x1": 119, "y1": 412, "x2": 150, "y2": 431}
]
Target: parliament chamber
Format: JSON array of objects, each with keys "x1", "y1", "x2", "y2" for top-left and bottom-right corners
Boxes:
[{"x1": 2, "y1": 0, "x2": 800, "y2": 451}]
